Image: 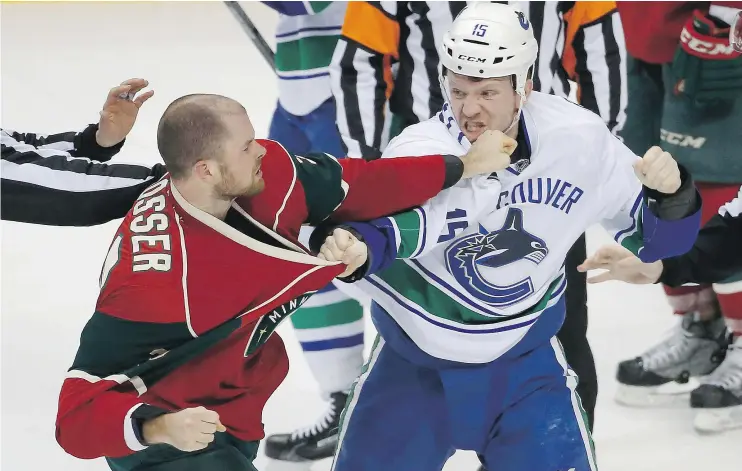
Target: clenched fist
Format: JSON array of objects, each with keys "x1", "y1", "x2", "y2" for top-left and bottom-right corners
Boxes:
[
  {"x1": 633, "y1": 146, "x2": 681, "y2": 194},
  {"x1": 459, "y1": 129, "x2": 518, "y2": 179},
  {"x1": 96, "y1": 78, "x2": 155, "y2": 147},
  {"x1": 318, "y1": 228, "x2": 368, "y2": 278},
  {"x1": 142, "y1": 406, "x2": 226, "y2": 452}
]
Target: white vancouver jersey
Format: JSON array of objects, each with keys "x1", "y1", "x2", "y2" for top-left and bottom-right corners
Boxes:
[{"x1": 353, "y1": 91, "x2": 648, "y2": 364}]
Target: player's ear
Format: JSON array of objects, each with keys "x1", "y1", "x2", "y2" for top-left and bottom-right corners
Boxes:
[
  {"x1": 524, "y1": 79, "x2": 534, "y2": 99},
  {"x1": 193, "y1": 159, "x2": 216, "y2": 182}
]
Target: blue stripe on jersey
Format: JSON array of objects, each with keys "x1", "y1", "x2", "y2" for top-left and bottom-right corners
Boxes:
[
  {"x1": 278, "y1": 71, "x2": 331, "y2": 81},
  {"x1": 263, "y1": 1, "x2": 310, "y2": 16},
  {"x1": 300, "y1": 333, "x2": 364, "y2": 351}
]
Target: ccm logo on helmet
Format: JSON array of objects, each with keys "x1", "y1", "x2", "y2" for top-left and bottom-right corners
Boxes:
[{"x1": 458, "y1": 54, "x2": 486, "y2": 63}]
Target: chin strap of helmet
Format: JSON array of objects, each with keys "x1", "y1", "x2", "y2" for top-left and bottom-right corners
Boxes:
[{"x1": 502, "y1": 92, "x2": 525, "y2": 135}]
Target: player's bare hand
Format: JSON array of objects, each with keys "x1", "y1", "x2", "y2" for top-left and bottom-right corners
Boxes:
[
  {"x1": 141, "y1": 406, "x2": 226, "y2": 452},
  {"x1": 577, "y1": 244, "x2": 663, "y2": 285},
  {"x1": 633, "y1": 146, "x2": 681, "y2": 194},
  {"x1": 459, "y1": 129, "x2": 517, "y2": 179},
  {"x1": 96, "y1": 78, "x2": 155, "y2": 147},
  {"x1": 318, "y1": 228, "x2": 368, "y2": 278}
]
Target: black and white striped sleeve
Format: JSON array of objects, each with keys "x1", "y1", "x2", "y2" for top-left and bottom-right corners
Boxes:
[
  {"x1": 1, "y1": 129, "x2": 166, "y2": 227},
  {"x1": 661, "y1": 186, "x2": 742, "y2": 286},
  {"x1": 6, "y1": 123, "x2": 124, "y2": 161},
  {"x1": 572, "y1": 9, "x2": 628, "y2": 135},
  {"x1": 329, "y1": 1, "x2": 399, "y2": 160}
]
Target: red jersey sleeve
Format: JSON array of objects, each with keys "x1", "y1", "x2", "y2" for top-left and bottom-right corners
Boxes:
[
  {"x1": 238, "y1": 139, "x2": 453, "y2": 238},
  {"x1": 56, "y1": 375, "x2": 160, "y2": 459}
]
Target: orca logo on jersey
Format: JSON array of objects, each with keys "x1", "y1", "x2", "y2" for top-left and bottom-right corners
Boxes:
[{"x1": 445, "y1": 208, "x2": 548, "y2": 308}]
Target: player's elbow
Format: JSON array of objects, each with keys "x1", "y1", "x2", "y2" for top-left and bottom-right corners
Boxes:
[{"x1": 55, "y1": 422, "x2": 102, "y2": 460}]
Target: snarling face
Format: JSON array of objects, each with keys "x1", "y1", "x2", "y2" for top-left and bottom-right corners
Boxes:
[{"x1": 447, "y1": 72, "x2": 520, "y2": 142}]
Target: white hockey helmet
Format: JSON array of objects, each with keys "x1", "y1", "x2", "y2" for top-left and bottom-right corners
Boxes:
[{"x1": 440, "y1": 3, "x2": 538, "y2": 96}]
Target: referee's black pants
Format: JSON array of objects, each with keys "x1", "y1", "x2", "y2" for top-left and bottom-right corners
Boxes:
[{"x1": 558, "y1": 233, "x2": 597, "y2": 432}]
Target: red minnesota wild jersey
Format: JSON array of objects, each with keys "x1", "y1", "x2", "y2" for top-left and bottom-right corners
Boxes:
[{"x1": 55, "y1": 139, "x2": 453, "y2": 460}]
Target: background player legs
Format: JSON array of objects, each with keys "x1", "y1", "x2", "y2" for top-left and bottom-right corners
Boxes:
[
  {"x1": 264, "y1": 98, "x2": 368, "y2": 461},
  {"x1": 560, "y1": 233, "x2": 598, "y2": 431},
  {"x1": 650, "y1": 25, "x2": 742, "y2": 429},
  {"x1": 614, "y1": 53, "x2": 720, "y2": 407},
  {"x1": 658, "y1": 184, "x2": 738, "y2": 338},
  {"x1": 267, "y1": 101, "x2": 311, "y2": 155},
  {"x1": 291, "y1": 284, "x2": 365, "y2": 397},
  {"x1": 302, "y1": 98, "x2": 346, "y2": 158},
  {"x1": 688, "y1": 186, "x2": 742, "y2": 433},
  {"x1": 616, "y1": 183, "x2": 733, "y2": 407}
]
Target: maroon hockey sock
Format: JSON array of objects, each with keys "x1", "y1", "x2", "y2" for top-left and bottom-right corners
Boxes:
[{"x1": 663, "y1": 285, "x2": 718, "y2": 319}]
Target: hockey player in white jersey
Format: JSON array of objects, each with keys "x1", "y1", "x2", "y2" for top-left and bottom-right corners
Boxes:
[{"x1": 309, "y1": 4, "x2": 703, "y2": 471}]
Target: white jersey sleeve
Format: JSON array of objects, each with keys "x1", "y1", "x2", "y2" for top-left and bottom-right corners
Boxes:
[{"x1": 593, "y1": 126, "x2": 645, "y2": 254}]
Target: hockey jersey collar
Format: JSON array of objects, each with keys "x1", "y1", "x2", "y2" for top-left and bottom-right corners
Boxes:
[
  {"x1": 168, "y1": 178, "x2": 339, "y2": 266},
  {"x1": 510, "y1": 113, "x2": 532, "y2": 161}
]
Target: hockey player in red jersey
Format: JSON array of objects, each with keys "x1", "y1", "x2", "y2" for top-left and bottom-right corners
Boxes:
[
  {"x1": 53, "y1": 93, "x2": 515, "y2": 470},
  {"x1": 614, "y1": 1, "x2": 742, "y2": 431}
]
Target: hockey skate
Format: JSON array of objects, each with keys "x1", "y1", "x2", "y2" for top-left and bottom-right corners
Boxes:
[
  {"x1": 615, "y1": 312, "x2": 729, "y2": 407},
  {"x1": 691, "y1": 335, "x2": 742, "y2": 434},
  {"x1": 264, "y1": 391, "x2": 347, "y2": 462}
]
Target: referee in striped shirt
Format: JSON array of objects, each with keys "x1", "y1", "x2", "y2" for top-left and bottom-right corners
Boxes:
[
  {"x1": 330, "y1": 1, "x2": 628, "y2": 436},
  {"x1": 331, "y1": 1, "x2": 626, "y2": 159},
  {"x1": 1, "y1": 79, "x2": 165, "y2": 227}
]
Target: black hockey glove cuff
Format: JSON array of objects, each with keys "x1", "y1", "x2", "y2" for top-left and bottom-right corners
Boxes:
[
  {"x1": 441, "y1": 154, "x2": 465, "y2": 190},
  {"x1": 644, "y1": 164, "x2": 701, "y2": 220}
]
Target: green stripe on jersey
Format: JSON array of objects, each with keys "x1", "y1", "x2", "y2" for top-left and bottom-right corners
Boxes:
[
  {"x1": 619, "y1": 206, "x2": 644, "y2": 256},
  {"x1": 375, "y1": 261, "x2": 562, "y2": 325},
  {"x1": 391, "y1": 210, "x2": 424, "y2": 258},
  {"x1": 72, "y1": 311, "x2": 240, "y2": 387},
  {"x1": 308, "y1": 1, "x2": 332, "y2": 13},
  {"x1": 291, "y1": 299, "x2": 364, "y2": 329},
  {"x1": 275, "y1": 35, "x2": 340, "y2": 72}
]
